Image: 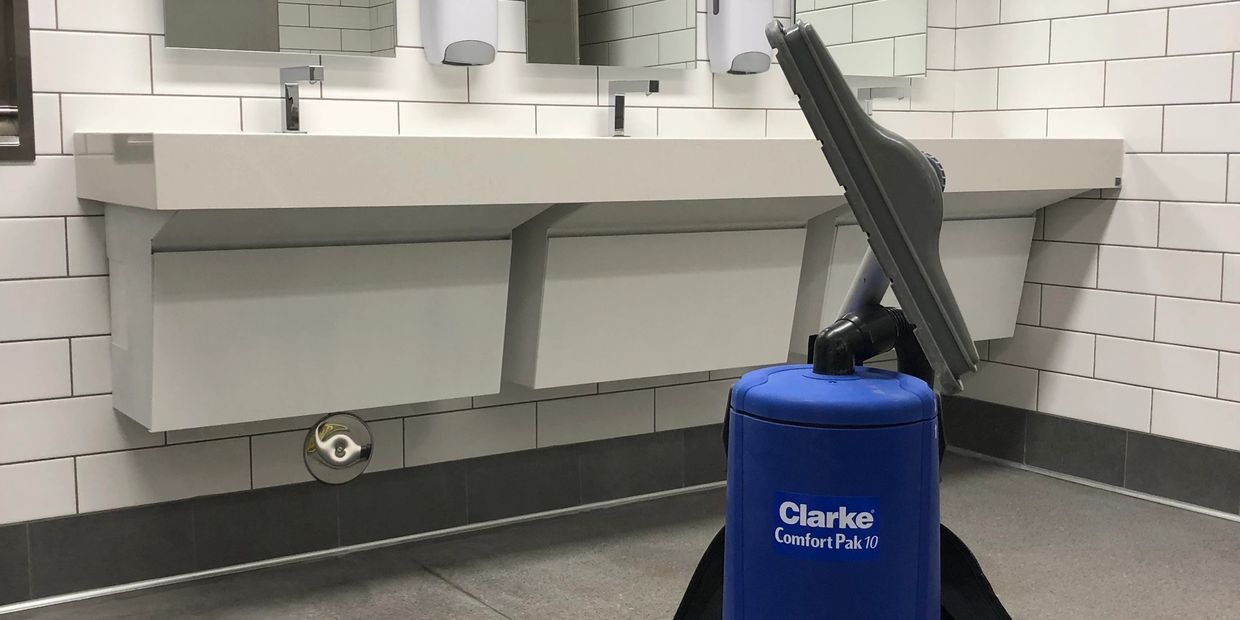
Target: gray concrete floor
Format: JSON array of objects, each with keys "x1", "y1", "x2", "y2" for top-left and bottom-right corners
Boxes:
[{"x1": 11, "y1": 454, "x2": 1240, "y2": 619}]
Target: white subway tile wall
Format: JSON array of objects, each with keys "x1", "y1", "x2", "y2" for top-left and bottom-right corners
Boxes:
[
  {"x1": 956, "y1": 0, "x2": 1240, "y2": 456},
  {"x1": 1037, "y1": 371, "x2": 1154, "y2": 431},
  {"x1": 1097, "y1": 245, "x2": 1223, "y2": 299},
  {"x1": 56, "y1": 0, "x2": 165, "y2": 34},
  {"x1": 404, "y1": 403, "x2": 536, "y2": 466},
  {"x1": 0, "y1": 339, "x2": 71, "y2": 403},
  {"x1": 869, "y1": 110, "x2": 954, "y2": 137},
  {"x1": 1001, "y1": 0, "x2": 1108, "y2": 23},
  {"x1": 0, "y1": 217, "x2": 66, "y2": 279},
  {"x1": 989, "y1": 324, "x2": 1096, "y2": 376},
  {"x1": 1163, "y1": 103, "x2": 1240, "y2": 153},
  {"x1": 76, "y1": 438, "x2": 252, "y2": 513},
  {"x1": 1048, "y1": 11, "x2": 1167, "y2": 64},
  {"x1": 1042, "y1": 199, "x2": 1160, "y2": 247},
  {"x1": 1015, "y1": 282, "x2": 1041, "y2": 324},
  {"x1": 951, "y1": 109, "x2": 1046, "y2": 137},
  {"x1": 3, "y1": 0, "x2": 1240, "y2": 525},
  {"x1": 1226, "y1": 254, "x2": 1240, "y2": 302},
  {"x1": 958, "y1": 361, "x2": 1039, "y2": 409},
  {"x1": 251, "y1": 431, "x2": 315, "y2": 489},
  {"x1": 536, "y1": 390, "x2": 656, "y2": 447},
  {"x1": 65, "y1": 217, "x2": 107, "y2": 276},
  {"x1": 1158, "y1": 201, "x2": 1240, "y2": 252},
  {"x1": 955, "y1": 0, "x2": 999, "y2": 28},
  {"x1": 0, "y1": 459, "x2": 77, "y2": 523},
  {"x1": 1104, "y1": 54, "x2": 1233, "y2": 106},
  {"x1": 31, "y1": 93, "x2": 61, "y2": 155},
  {"x1": 1230, "y1": 155, "x2": 1240, "y2": 201},
  {"x1": 955, "y1": 20, "x2": 1050, "y2": 69},
  {"x1": 654, "y1": 380, "x2": 733, "y2": 430},
  {"x1": 997, "y1": 62, "x2": 1106, "y2": 109},
  {"x1": 1046, "y1": 107, "x2": 1164, "y2": 153},
  {"x1": 1219, "y1": 353, "x2": 1240, "y2": 401},
  {"x1": 397, "y1": 102, "x2": 536, "y2": 136},
  {"x1": 69, "y1": 335, "x2": 112, "y2": 395},
  {"x1": 1151, "y1": 391, "x2": 1240, "y2": 452},
  {"x1": 1115, "y1": 154, "x2": 1229, "y2": 202},
  {"x1": 26, "y1": 0, "x2": 55, "y2": 30},
  {"x1": 1094, "y1": 337, "x2": 1219, "y2": 397},
  {"x1": 1039, "y1": 285, "x2": 1156, "y2": 340},
  {"x1": 1025, "y1": 240, "x2": 1099, "y2": 287}
]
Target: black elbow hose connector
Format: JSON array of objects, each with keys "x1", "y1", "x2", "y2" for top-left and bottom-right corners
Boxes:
[{"x1": 811, "y1": 306, "x2": 914, "y2": 376}]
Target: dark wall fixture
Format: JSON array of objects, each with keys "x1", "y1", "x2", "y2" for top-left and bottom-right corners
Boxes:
[{"x1": 0, "y1": 0, "x2": 34, "y2": 162}]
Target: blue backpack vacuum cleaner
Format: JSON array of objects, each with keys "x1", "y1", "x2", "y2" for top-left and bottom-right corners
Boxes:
[{"x1": 674, "y1": 21, "x2": 1012, "y2": 619}]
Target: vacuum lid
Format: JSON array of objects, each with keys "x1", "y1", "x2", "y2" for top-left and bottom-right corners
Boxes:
[{"x1": 731, "y1": 364, "x2": 937, "y2": 427}]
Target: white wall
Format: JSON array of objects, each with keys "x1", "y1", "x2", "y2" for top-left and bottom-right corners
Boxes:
[
  {"x1": 0, "y1": 0, "x2": 822, "y2": 526},
  {"x1": 929, "y1": 0, "x2": 1240, "y2": 455},
  {"x1": 2, "y1": 0, "x2": 1237, "y2": 526}
]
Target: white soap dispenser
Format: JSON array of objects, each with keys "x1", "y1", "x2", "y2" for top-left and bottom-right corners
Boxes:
[
  {"x1": 420, "y1": 0, "x2": 498, "y2": 66},
  {"x1": 707, "y1": 0, "x2": 774, "y2": 75}
]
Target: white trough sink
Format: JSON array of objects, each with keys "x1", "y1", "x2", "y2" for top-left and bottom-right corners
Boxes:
[{"x1": 75, "y1": 133, "x2": 1124, "y2": 430}]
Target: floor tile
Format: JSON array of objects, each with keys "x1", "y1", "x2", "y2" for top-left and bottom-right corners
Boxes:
[
  {"x1": 10, "y1": 548, "x2": 503, "y2": 619},
  {"x1": 409, "y1": 491, "x2": 724, "y2": 620},
  {"x1": 941, "y1": 456, "x2": 1240, "y2": 619},
  {"x1": 11, "y1": 456, "x2": 1240, "y2": 620}
]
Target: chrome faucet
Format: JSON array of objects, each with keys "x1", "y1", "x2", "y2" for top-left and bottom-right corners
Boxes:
[
  {"x1": 280, "y1": 65, "x2": 324, "y2": 133},
  {"x1": 608, "y1": 79, "x2": 660, "y2": 137}
]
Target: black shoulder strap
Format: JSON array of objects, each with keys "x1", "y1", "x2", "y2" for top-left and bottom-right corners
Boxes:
[
  {"x1": 941, "y1": 523, "x2": 1013, "y2": 620},
  {"x1": 672, "y1": 526, "x2": 725, "y2": 620}
]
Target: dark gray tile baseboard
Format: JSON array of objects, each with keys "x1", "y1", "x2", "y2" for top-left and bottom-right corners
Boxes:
[
  {"x1": 0, "y1": 425, "x2": 727, "y2": 606},
  {"x1": 0, "y1": 524, "x2": 29, "y2": 605},
  {"x1": 942, "y1": 396, "x2": 1240, "y2": 517}
]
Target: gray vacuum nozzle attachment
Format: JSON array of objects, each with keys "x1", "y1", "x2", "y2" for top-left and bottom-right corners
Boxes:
[{"x1": 766, "y1": 21, "x2": 979, "y2": 393}]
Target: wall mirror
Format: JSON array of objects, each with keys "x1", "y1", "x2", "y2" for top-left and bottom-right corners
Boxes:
[
  {"x1": 164, "y1": 0, "x2": 397, "y2": 57},
  {"x1": 1, "y1": 0, "x2": 34, "y2": 161},
  {"x1": 526, "y1": 0, "x2": 697, "y2": 69},
  {"x1": 793, "y1": 0, "x2": 927, "y2": 77}
]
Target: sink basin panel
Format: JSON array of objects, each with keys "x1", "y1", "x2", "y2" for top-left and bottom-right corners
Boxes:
[
  {"x1": 114, "y1": 235, "x2": 511, "y2": 431},
  {"x1": 506, "y1": 228, "x2": 807, "y2": 388}
]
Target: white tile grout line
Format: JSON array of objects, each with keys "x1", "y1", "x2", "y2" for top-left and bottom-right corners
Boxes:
[
  {"x1": 950, "y1": 447, "x2": 1240, "y2": 525},
  {"x1": 0, "y1": 481, "x2": 727, "y2": 617}
]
